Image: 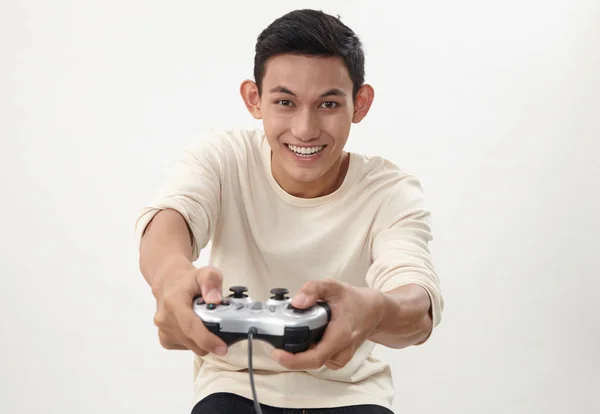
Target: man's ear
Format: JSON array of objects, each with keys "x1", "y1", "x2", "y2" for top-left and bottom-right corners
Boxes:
[
  {"x1": 240, "y1": 80, "x2": 262, "y2": 120},
  {"x1": 352, "y1": 84, "x2": 375, "y2": 123}
]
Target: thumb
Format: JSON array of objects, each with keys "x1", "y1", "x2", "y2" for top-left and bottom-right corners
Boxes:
[
  {"x1": 197, "y1": 266, "x2": 224, "y2": 304},
  {"x1": 292, "y1": 278, "x2": 339, "y2": 309}
]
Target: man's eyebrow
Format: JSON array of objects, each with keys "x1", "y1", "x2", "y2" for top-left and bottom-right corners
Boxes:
[
  {"x1": 269, "y1": 86, "x2": 296, "y2": 96},
  {"x1": 320, "y1": 88, "x2": 347, "y2": 98},
  {"x1": 268, "y1": 85, "x2": 347, "y2": 98}
]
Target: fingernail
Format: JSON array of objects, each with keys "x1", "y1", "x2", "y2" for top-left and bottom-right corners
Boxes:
[
  {"x1": 206, "y1": 289, "x2": 221, "y2": 303},
  {"x1": 215, "y1": 346, "x2": 227, "y2": 356}
]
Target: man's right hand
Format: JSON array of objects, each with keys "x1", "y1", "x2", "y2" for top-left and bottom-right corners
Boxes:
[{"x1": 151, "y1": 264, "x2": 229, "y2": 357}]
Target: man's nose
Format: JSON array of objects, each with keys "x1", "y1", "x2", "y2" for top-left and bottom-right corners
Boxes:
[{"x1": 290, "y1": 108, "x2": 320, "y2": 141}]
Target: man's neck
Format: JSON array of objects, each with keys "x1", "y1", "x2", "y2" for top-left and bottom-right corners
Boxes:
[{"x1": 273, "y1": 152, "x2": 350, "y2": 199}]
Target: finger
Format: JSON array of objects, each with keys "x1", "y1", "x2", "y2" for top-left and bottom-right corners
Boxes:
[
  {"x1": 180, "y1": 336, "x2": 209, "y2": 356},
  {"x1": 197, "y1": 267, "x2": 223, "y2": 304},
  {"x1": 177, "y1": 306, "x2": 228, "y2": 356},
  {"x1": 272, "y1": 321, "x2": 349, "y2": 369},
  {"x1": 158, "y1": 330, "x2": 187, "y2": 350},
  {"x1": 325, "y1": 360, "x2": 344, "y2": 370},
  {"x1": 292, "y1": 278, "x2": 339, "y2": 309},
  {"x1": 271, "y1": 343, "x2": 337, "y2": 370},
  {"x1": 156, "y1": 311, "x2": 211, "y2": 356},
  {"x1": 158, "y1": 330, "x2": 208, "y2": 356},
  {"x1": 325, "y1": 345, "x2": 355, "y2": 370}
]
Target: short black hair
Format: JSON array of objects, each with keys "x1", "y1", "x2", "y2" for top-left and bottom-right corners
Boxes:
[{"x1": 253, "y1": 9, "x2": 365, "y2": 100}]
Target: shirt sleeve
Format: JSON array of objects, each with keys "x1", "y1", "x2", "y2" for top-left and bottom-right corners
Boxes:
[
  {"x1": 365, "y1": 174, "x2": 444, "y2": 334},
  {"x1": 134, "y1": 131, "x2": 227, "y2": 261}
]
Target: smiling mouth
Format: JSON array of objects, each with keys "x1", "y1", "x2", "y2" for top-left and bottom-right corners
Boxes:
[{"x1": 285, "y1": 144, "x2": 326, "y2": 157}]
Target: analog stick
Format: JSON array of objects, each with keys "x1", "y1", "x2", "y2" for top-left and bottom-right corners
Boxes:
[
  {"x1": 270, "y1": 287, "x2": 289, "y2": 300},
  {"x1": 229, "y1": 286, "x2": 248, "y2": 298}
]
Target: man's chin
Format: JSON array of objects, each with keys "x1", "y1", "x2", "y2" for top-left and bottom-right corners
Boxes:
[{"x1": 286, "y1": 170, "x2": 323, "y2": 185}]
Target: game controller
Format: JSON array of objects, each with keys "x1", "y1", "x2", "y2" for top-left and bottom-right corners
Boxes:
[{"x1": 193, "y1": 286, "x2": 331, "y2": 353}]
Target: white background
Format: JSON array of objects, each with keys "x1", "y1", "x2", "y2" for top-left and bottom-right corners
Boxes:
[{"x1": 1, "y1": 1, "x2": 599, "y2": 413}]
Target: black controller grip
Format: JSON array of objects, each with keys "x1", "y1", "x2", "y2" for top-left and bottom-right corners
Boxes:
[{"x1": 203, "y1": 321, "x2": 327, "y2": 353}]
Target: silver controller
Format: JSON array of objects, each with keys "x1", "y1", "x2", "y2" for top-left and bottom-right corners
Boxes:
[{"x1": 193, "y1": 286, "x2": 331, "y2": 353}]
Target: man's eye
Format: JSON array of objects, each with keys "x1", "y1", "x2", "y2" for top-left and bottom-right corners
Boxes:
[
  {"x1": 320, "y1": 101, "x2": 338, "y2": 109},
  {"x1": 277, "y1": 100, "x2": 293, "y2": 106}
]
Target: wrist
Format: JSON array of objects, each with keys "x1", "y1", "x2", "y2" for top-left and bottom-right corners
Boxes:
[
  {"x1": 355, "y1": 286, "x2": 387, "y2": 337},
  {"x1": 369, "y1": 284, "x2": 432, "y2": 347},
  {"x1": 150, "y1": 253, "x2": 195, "y2": 296},
  {"x1": 371, "y1": 289, "x2": 393, "y2": 338}
]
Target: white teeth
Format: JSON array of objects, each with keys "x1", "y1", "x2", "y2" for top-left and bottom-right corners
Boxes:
[{"x1": 286, "y1": 144, "x2": 325, "y2": 156}]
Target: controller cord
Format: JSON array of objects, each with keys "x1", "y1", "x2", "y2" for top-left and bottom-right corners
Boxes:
[{"x1": 247, "y1": 327, "x2": 263, "y2": 414}]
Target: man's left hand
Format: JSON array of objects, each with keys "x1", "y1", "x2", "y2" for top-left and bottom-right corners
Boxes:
[{"x1": 270, "y1": 278, "x2": 384, "y2": 370}]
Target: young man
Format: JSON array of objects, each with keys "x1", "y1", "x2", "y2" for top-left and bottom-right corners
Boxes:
[{"x1": 136, "y1": 8, "x2": 443, "y2": 414}]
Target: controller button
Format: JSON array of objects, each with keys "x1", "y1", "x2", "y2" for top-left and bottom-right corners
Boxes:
[
  {"x1": 250, "y1": 302, "x2": 263, "y2": 310},
  {"x1": 284, "y1": 326, "x2": 309, "y2": 343},
  {"x1": 229, "y1": 286, "x2": 248, "y2": 298},
  {"x1": 287, "y1": 303, "x2": 309, "y2": 314},
  {"x1": 284, "y1": 343, "x2": 308, "y2": 353},
  {"x1": 270, "y1": 287, "x2": 289, "y2": 300},
  {"x1": 207, "y1": 303, "x2": 217, "y2": 310},
  {"x1": 221, "y1": 300, "x2": 230, "y2": 306},
  {"x1": 268, "y1": 305, "x2": 276, "y2": 313}
]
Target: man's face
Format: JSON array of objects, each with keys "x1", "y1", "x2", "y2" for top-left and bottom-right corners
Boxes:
[{"x1": 241, "y1": 53, "x2": 373, "y2": 197}]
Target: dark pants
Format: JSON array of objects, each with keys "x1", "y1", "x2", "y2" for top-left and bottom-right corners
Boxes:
[{"x1": 192, "y1": 392, "x2": 394, "y2": 414}]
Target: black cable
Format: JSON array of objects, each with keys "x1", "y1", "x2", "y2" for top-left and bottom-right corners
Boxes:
[{"x1": 247, "y1": 327, "x2": 263, "y2": 414}]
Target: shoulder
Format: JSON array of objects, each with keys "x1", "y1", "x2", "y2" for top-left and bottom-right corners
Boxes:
[
  {"x1": 352, "y1": 152, "x2": 425, "y2": 197},
  {"x1": 184, "y1": 128, "x2": 265, "y2": 157},
  {"x1": 179, "y1": 128, "x2": 266, "y2": 176},
  {"x1": 350, "y1": 152, "x2": 430, "y2": 221}
]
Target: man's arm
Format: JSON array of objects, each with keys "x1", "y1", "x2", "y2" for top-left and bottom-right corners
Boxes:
[
  {"x1": 134, "y1": 132, "x2": 231, "y2": 356},
  {"x1": 271, "y1": 174, "x2": 443, "y2": 371},
  {"x1": 135, "y1": 132, "x2": 226, "y2": 295},
  {"x1": 138, "y1": 208, "x2": 228, "y2": 356},
  {"x1": 270, "y1": 279, "x2": 435, "y2": 370},
  {"x1": 364, "y1": 174, "x2": 444, "y2": 346},
  {"x1": 135, "y1": 131, "x2": 226, "y2": 269},
  {"x1": 139, "y1": 208, "x2": 195, "y2": 291},
  {"x1": 368, "y1": 283, "x2": 433, "y2": 349}
]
